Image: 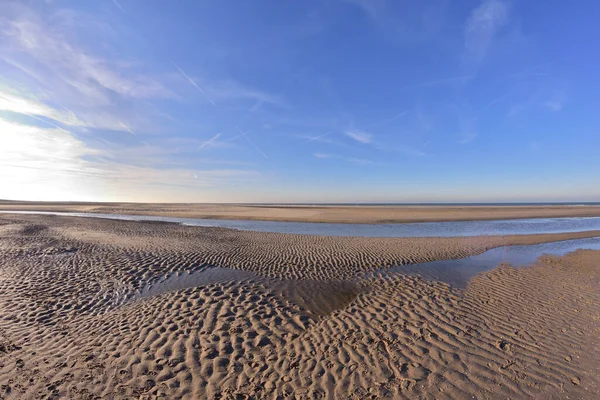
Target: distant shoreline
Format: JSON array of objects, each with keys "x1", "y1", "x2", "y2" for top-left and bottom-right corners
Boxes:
[
  {"x1": 1, "y1": 212, "x2": 599, "y2": 398},
  {"x1": 1, "y1": 200, "x2": 599, "y2": 207},
  {"x1": 2, "y1": 202, "x2": 600, "y2": 224}
]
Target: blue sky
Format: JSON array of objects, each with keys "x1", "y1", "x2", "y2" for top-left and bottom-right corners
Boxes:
[{"x1": 0, "y1": 0, "x2": 598, "y2": 202}]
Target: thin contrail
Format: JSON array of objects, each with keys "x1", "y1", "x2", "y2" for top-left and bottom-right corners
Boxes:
[
  {"x1": 120, "y1": 122, "x2": 136, "y2": 136},
  {"x1": 402, "y1": 75, "x2": 472, "y2": 89},
  {"x1": 226, "y1": 133, "x2": 244, "y2": 142},
  {"x1": 20, "y1": 111, "x2": 65, "y2": 131},
  {"x1": 112, "y1": 0, "x2": 126, "y2": 12},
  {"x1": 0, "y1": 94, "x2": 68, "y2": 130},
  {"x1": 197, "y1": 133, "x2": 221, "y2": 152},
  {"x1": 366, "y1": 109, "x2": 413, "y2": 129},
  {"x1": 173, "y1": 62, "x2": 217, "y2": 106},
  {"x1": 303, "y1": 131, "x2": 333, "y2": 143},
  {"x1": 236, "y1": 126, "x2": 268, "y2": 159}
]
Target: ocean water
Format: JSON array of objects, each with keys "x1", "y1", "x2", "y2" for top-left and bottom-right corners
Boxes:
[
  {"x1": 381, "y1": 237, "x2": 600, "y2": 288},
  {"x1": 135, "y1": 237, "x2": 600, "y2": 297},
  {"x1": 3, "y1": 210, "x2": 598, "y2": 291},
  {"x1": 240, "y1": 202, "x2": 600, "y2": 207},
  {"x1": 2, "y1": 210, "x2": 600, "y2": 238}
]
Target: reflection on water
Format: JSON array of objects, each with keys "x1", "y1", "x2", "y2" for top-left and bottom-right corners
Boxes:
[
  {"x1": 136, "y1": 267, "x2": 361, "y2": 317},
  {"x1": 388, "y1": 237, "x2": 600, "y2": 288},
  {"x1": 123, "y1": 238, "x2": 600, "y2": 312},
  {"x1": 4, "y1": 210, "x2": 600, "y2": 300},
  {"x1": 133, "y1": 237, "x2": 600, "y2": 309},
  {"x1": 137, "y1": 267, "x2": 259, "y2": 298},
  {"x1": 3, "y1": 210, "x2": 600, "y2": 238}
]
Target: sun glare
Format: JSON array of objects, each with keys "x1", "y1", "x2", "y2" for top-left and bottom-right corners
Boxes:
[{"x1": 0, "y1": 117, "x2": 99, "y2": 201}]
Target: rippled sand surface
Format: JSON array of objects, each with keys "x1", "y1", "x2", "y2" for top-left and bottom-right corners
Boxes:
[{"x1": 0, "y1": 214, "x2": 599, "y2": 399}]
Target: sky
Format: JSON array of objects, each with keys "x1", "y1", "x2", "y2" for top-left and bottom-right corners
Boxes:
[{"x1": 1, "y1": 0, "x2": 599, "y2": 203}]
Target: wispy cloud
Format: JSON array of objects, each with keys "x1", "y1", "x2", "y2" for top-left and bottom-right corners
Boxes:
[
  {"x1": 544, "y1": 100, "x2": 563, "y2": 112},
  {"x1": 0, "y1": 117, "x2": 260, "y2": 201},
  {"x1": 345, "y1": 126, "x2": 425, "y2": 156},
  {"x1": 457, "y1": 115, "x2": 478, "y2": 144},
  {"x1": 507, "y1": 99, "x2": 529, "y2": 118},
  {"x1": 377, "y1": 144, "x2": 426, "y2": 156},
  {"x1": 0, "y1": 119, "x2": 99, "y2": 167},
  {"x1": 302, "y1": 131, "x2": 334, "y2": 144},
  {"x1": 0, "y1": 3, "x2": 173, "y2": 133},
  {"x1": 313, "y1": 152, "x2": 375, "y2": 165},
  {"x1": 313, "y1": 152, "x2": 333, "y2": 159},
  {"x1": 345, "y1": 130, "x2": 372, "y2": 144},
  {"x1": 484, "y1": 93, "x2": 509, "y2": 110},
  {"x1": 365, "y1": 109, "x2": 413, "y2": 129},
  {"x1": 403, "y1": 76, "x2": 473, "y2": 90},
  {"x1": 0, "y1": 90, "x2": 84, "y2": 127},
  {"x1": 2, "y1": 17, "x2": 172, "y2": 100},
  {"x1": 464, "y1": 0, "x2": 510, "y2": 63},
  {"x1": 95, "y1": 138, "x2": 255, "y2": 169},
  {"x1": 112, "y1": 0, "x2": 126, "y2": 13},
  {"x1": 318, "y1": 127, "x2": 425, "y2": 157},
  {"x1": 457, "y1": 131, "x2": 477, "y2": 144},
  {"x1": 343, "y1": 0, "x2": 387, "y2": 23},
  {"x1": 544, "y1": 89, "x2": 567, "y2": 112},
  {"x1": 508, "y1": 89, "x2": 567, "y2": 117},
  {"x1": 296, "y1": 131, "x2": 355, "y2": 149},
  {"x1": 209, "y1": 80, "x2": 287, "y2": 109}
]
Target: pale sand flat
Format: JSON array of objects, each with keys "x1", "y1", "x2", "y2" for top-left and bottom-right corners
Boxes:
[
  {"x1": 0, "y1": 214, "x2": 598, "y2": 399},
  {"x1": 3, "y1": 201, "x2": 600, "y2": 223}
]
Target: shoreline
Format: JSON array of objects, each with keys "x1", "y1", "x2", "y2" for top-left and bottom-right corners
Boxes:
[
  {"x1": 0, "y1": 214, "x2": 598, "y2": 398},
  {"x1": 2, "y1": 202, "x2": 600, "y2": 224},
  {"x1": 2, "y1": 213, "x2": 600, "y2": 278},
  {"x1": 2, "y1": 211, "x2": 600, "y2": 243}
]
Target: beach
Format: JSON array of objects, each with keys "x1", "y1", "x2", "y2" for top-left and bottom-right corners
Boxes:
[
  {"x1": 2, "y1": 201, "x2": 600, "y2": 223},
  {"x1": 3, "y1": 0, "x2": 598, "y2": 398},
  {"x1": 0, "y1": 212, "x2": 599, "y2": 399}
]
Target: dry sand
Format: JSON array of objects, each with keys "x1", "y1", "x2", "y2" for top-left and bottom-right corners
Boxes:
[
  {"x1": 2, "y1": 201, "x2": 600, "y2": 223},
  {"x1": 0, "y1": 213, "x2": 599, "y2": 399}
]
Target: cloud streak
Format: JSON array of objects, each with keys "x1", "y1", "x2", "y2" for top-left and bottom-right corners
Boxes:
[
  {"x1": 197, "y1": 133, "x2": 222, "y2": 152},
  {"x1": 345, "y1": 130, "x2": 372, "y2": 144},
  {"x1": 302, "y1": 131, "x2": 334, "y2": 144},
  {"x1": 0, "y1": 3, "x2": 173, "y2": 133},
  {"x1": 379, "y1": 144, "x2": 426, "y2": 156},
  {"x1": 174, "y1": 62, "x2": 217, "y2": 106},
  {"x1": 464, "y1": 0, "x2": 510, "y2": 63},
  {"x1": 0, "y1": 117, "x2": 260, "y2": 201},
  {"x1": 112, "y1": 0, "x2": 126, "y2": 13},
  {"x1": 544, "y1": 100, "x2": 563, "y2": 112},
  {"x1": 343, "y1": 0, "x2": 387, "y2": 23},
  {"x1": 364, "y1": 109, "x2": 414, "y2": 129},
  {"x1": 0, "y1": 91, "x2": 85, "y2": 127},
  {"x1": 313, "y1": 152, "x2": 375, "y2": 165},
  {"x1": 403, "y1": 76, "x2": 473, "y2": 90},
  {"x1": 457, "y1": 131, "x2": 477, "y2": 144},
  {"x1": 209, "y1": 80, "x2": 287, "y2": 109},
  {"x1": 236, "y1": 127, "x2": 268, "y2": 159}
]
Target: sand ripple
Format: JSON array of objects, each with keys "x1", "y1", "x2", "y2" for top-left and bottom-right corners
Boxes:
[{"x1": 0, "y1": 214, "x2": 599, "y2": 399}]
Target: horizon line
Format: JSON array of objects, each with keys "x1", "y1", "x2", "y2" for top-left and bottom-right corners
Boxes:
[{"x1": 1, "y1": 199, "x2": 599, "y2": 206}]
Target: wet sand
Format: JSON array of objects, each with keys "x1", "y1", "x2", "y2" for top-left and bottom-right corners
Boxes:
[
  {"x1": 2, "y1": 201, "x2": 600, "y2": 223},
  {"x1": 0, "y1": 213, "x2": 599, "y2": 399}
]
